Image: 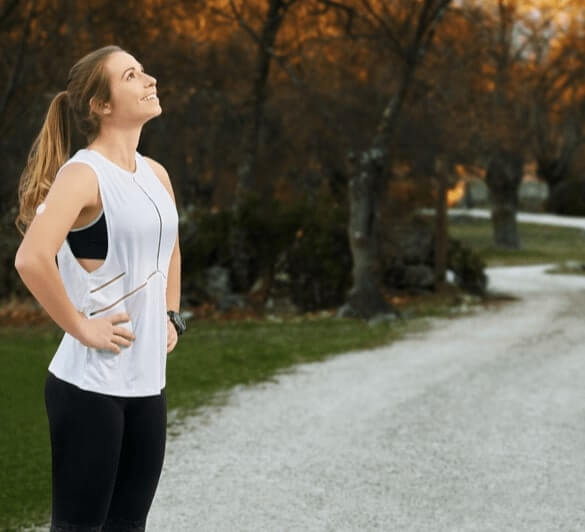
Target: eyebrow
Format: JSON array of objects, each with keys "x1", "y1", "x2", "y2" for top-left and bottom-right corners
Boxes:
[{"x1": 121, "y1": 64, "x2": 144, "y2": 79}]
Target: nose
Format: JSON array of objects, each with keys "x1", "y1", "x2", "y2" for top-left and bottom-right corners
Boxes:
[{"x1": 144, "y1": 72, "x2": 157, "y2": 87}]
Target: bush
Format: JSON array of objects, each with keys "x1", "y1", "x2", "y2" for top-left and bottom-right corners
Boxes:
[
  {"x1": 282, "y1": 202, "x2": 352, "y2": 311},
  {"x1": 378, "y1": 214, "x2": 487, "y2": 295},
  {"x1": 546, "y1": 179, "x2": 585, "y2": 216},
  {"x1": 180, "y1": 194, "x2": 302, "y2": 302},
  {"x1": 447, "y1": 238, "x2": 487, "y2": 295},
  {"x1": 179, "y1": 195, "x2": 352, "y2": 312},
  {"x1": 234, "y1": 193, "x2": 302, "y2": 283},
  {"x1": 179, "y1": 206, "x2": 233, "y2": 305}
]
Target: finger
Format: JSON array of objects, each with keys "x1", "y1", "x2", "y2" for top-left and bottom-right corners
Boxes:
[
  {"x1": 167, "y1": 339, "x2": 176, "y2": 353},
  {"x1": 113, "y1": 326, "x2": 136, "y2": 340},
  {"x1": 108, "y1": 342, "x2": 121, "y2": 354},
  {"x1": 112, "y1": 335, "x2": 132, "y2": 348},
  {"x1": 111, "y1": 312, "x2": 131, "y2": 324},
  {"x1": 169, "y1": 333, "x2": 177, "y2": 347}
]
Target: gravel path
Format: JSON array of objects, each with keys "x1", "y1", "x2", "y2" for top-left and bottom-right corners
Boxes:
[
  {"x1": 145, "y1": 264, "x2": 585, "y2": 531},
  {"x1": 27, "y1": 210, "x2": 585, "y2": 531}
]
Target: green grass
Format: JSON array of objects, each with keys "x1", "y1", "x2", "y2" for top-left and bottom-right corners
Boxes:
[
  {"x1": 6, "y1": 216, "x2": 580, "y2": 530},
  {"x1": 1, "y1": 313, "x2": 438, "y2": 531},
  {"x1": 449, "y1": 217, "x2": 585, "y2": 266},
  {"x1": 0, "y1": 326, "x2": 60, "y2": 531}
]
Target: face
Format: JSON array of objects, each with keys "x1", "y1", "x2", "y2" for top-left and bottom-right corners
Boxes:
[{"x1": 99, "y1": 51, "x2": 161, "y2": 126}]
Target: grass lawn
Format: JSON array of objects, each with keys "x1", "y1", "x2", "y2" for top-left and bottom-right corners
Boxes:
[
  {"x1": 0, "y1": 312, "x2": 438, "y2": 531},
  {"x1": 4, "y1": 218, "x2": 583, "y2": 530},
  {"x1": 448, "y1": 217, "x2": 585, "y2": 266}
]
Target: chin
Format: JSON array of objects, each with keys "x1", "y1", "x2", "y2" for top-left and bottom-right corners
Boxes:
[{"x1": 143, "y1": 108, "x2": 162, "y2": 123}]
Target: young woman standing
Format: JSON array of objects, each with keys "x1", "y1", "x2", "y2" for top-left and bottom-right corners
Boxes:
[{"x1": 14, "y1": 45, "x2": 186, "y2": 531}]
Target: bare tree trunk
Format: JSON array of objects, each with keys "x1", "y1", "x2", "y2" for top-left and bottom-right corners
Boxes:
[
  {"x1": 229, "y1": 0, "x2": 291, "y2": 292},
  {"x1": 340, "y1": 0, "x2": 452, "y2": 319},
  {"x1": 486, "y1": 0, "x2": 523, "y2": 249},
  {"x1": 341, "y1": 70, "x2": 414, "y2": 318},
  {"x1": 342, "y1": 154, "x2": 391, "y2": 318},
  {"x1": 486, "y1": 150, "x2": 523, "y2": 249},
  {"x1": 434, "y1": 167, "x2": 448, "y2": 288}
]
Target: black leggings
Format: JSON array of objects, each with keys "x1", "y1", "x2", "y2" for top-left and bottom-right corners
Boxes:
[{"x1": 44, "y1": 371, "x2": 167, "y2": 532}]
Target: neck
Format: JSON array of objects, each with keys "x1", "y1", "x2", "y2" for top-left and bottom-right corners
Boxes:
[{"x1": 87, "y1": 125, "x2": 143, "y2": 172}]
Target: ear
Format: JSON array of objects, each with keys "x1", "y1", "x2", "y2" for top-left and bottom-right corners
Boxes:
[{"x1": 89, "y1": 96, "x2": 112, "y2": 116}]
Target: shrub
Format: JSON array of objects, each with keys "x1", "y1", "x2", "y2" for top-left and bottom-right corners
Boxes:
[
  {"x1": 283, "y1": 201, "x2": 352, "y2": 311},
  {"x1": 179, "y1": 207, "x2": 232, "y2": 305},
  {"x1": 378, "y1": 214, "x2": 487, "y2": 295},
  {"x1": 179, "y1": 195, "x2": 353, "y2": 312},
  {"x1": 546, "y1": 179, "x2": 585, "y2": 216},
  {"x1": 447, "y1": 238, "x2": 487, "y2": 295}
]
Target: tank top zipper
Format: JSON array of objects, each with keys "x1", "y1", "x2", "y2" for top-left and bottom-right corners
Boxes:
[{"x1": 132, "y1": 177, "x2": 162, "y2": 272}]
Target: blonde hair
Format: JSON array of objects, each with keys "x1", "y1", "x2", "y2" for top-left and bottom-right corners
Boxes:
[{"x1": 15, "y1": 45, "x2": 124, "y2": 236}]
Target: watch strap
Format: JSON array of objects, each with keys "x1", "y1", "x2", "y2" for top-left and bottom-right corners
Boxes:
[{"x1": 167, "y1": 310, "x2": 186, "y2": 336}]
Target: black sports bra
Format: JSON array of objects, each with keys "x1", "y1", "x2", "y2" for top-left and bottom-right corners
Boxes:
[{"x1": 66, "y1": 210, "x2": 108, "y2": 259}]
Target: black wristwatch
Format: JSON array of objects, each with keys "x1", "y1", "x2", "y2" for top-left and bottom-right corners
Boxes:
[{"x1": 167, "y1": 310, "x2": 186, "y2": 336}]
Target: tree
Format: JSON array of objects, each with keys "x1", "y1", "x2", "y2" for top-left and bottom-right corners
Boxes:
[
  {"x1": 209, "y1": 0, "x2": 302, "y2": 291},
  {"x1": 461, "y1": 0, "x2": 574, "y2": 247},
  {"x1": 526, "y1": 1, "x2": 585, "y2": 193},
  {"x1": 321, "y1": 0, "x2": 453, "y2": 318}
]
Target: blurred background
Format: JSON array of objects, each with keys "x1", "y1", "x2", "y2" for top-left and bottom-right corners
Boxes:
[
  {"x1": 2, "y1": 0, "x2": 585, "y2": 320},
  {"x1": 6, "y1": 2, "x2": 585, "y2": 529}
]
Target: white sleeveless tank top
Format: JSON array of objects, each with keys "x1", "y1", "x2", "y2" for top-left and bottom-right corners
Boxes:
[{"x1": 48, "y1": 148, "x2": 179, "y2": 397}]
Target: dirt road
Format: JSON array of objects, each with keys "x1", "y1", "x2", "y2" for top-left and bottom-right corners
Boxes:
[{"x1": 147, "y1": 265, "x2": 585, "y2": 531}]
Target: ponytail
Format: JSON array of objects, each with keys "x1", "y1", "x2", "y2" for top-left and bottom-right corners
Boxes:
[{"x1": 15, "y1": 91, "x2": 72, "y2": 236}]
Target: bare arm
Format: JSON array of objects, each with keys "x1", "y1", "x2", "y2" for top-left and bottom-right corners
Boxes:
[
  {"x1": 14, "y1": 163, "x2": 99, "y2": 338},
  {"x1": 166, "y1": 237, "x2": 181, "y2": 313},
  {"x1": 14, "y1": 164, "x2": 135, "y2": 353}
]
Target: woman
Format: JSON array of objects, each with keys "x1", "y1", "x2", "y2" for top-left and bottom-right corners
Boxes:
[{"x1": 14, "y1": 45, "x2": 185, "y2": 532}]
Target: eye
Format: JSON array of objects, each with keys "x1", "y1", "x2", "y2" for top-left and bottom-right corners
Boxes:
[{"x1": 127, "y1": 72, "x2": 135, "y2": 80}]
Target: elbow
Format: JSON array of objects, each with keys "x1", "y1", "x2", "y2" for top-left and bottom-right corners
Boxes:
[
  {"x1": 14, "y1": 247, "x2": 50, "y2": 277},
  {"x1": 14, "y1": 247, "x2": 28, "y2": 274}
]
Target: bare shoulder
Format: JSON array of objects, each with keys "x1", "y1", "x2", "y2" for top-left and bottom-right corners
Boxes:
[
  {"x1": 53, "y1": 162, "x2": 99, "y2": 205},
  {"x1": 18, "y1": 161, "x2": 99, "y2": 257},
  {"x1": 55, "y1": 161, "x2": 98, "y2": 186},
  {"x1": 143, "y1": 156, "x2": 175, "y2": 203}
]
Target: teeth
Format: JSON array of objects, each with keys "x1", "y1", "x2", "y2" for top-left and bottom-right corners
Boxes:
[{"x1": 142, "y1": 94, "x2": 157, "y2": 101}]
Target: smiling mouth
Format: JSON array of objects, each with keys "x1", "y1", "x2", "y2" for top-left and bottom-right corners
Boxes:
[{"x1": 141, "y1": 94, "x2": 158, "y2": 102}]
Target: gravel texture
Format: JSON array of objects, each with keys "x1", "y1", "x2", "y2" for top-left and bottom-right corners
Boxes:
[
  {"x1": 145, "y1": 264, "x2": 585, "y2": 531},
  {"x1": 28, "y1": 263, "x2": 585, "y2": 531}
]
